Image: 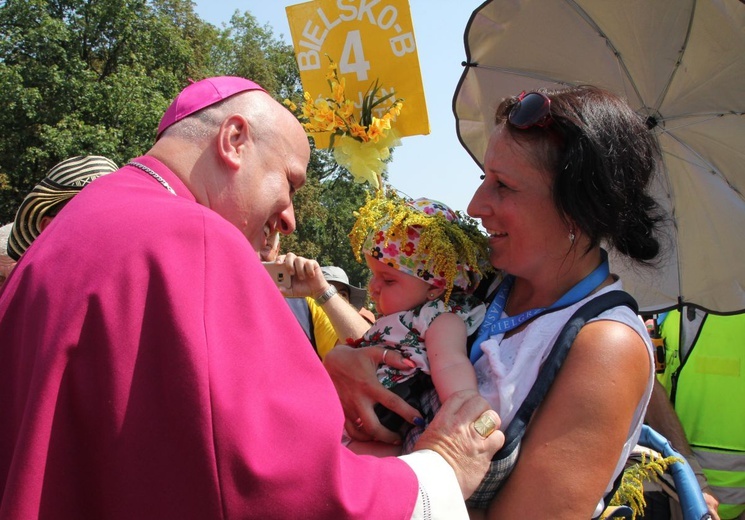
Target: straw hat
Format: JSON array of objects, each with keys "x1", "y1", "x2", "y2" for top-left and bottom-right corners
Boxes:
[
  {"x1": 0, "y1": 223, "x2": 16, "y2": 279},
  {"x1": 7, "y1": 155, "x2": 118, "y2": 260}
]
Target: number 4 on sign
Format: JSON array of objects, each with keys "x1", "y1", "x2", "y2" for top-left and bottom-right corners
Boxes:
[{"x1": 339, "y1": 30, "x2": 370, "y2": 81}]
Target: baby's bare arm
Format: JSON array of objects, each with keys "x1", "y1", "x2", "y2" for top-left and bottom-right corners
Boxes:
[{"x1": 427, "y1": 313, "x2": 478, "y2": 402}]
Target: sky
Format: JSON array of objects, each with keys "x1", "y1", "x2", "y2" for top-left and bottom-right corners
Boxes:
[{"x1": 192, "y1": 0, "x2": 488, "y2": 215}]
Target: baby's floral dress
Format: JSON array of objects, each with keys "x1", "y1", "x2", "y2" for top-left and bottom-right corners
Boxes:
[{"x1": 352, "y1": 291, "x2": 486, "y2": 387}]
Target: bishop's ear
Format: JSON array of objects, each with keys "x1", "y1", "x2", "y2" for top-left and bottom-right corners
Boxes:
[{"x1": 216, "y1": 114, "x2": 251, "y2": 170}]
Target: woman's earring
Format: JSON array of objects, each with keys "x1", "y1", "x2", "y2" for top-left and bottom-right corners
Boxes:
[
  {"x1": 568, "y1": 229, "x2": 576, "y2": 245},
  {"x1": 428, "y1": 292, "x2": 436, "y2": 299}
]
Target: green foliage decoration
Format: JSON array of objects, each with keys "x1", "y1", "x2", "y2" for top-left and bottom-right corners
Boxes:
[
  {"x1": 601, "y1": 453, "x2": 681, "y2": 520},
  {"x1": 0, "y1": 0, "x2": 218, "y2": 223}
]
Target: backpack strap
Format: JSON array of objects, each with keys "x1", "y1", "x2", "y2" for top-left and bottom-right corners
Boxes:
[{"x1": 498, "y1": 290, "x2": 638, "y2": 458}]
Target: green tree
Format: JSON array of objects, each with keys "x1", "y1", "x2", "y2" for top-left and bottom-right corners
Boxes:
[
  {"x1": 209, "y1": 11, "x2": 300, "y2": 101},
  {"x1": 0, "y1": 0, "x2": 375, "y2": 290},
  {"x1": 0, "y1": 0, "x2": 218, "y2": 222}
]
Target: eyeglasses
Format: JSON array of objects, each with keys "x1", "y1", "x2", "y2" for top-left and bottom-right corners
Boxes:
[{"x1": 508, "y1": 91, "x2": 552, "y2": 129}]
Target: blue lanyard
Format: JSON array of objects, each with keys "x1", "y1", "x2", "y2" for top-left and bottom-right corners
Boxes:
[{"x1": 469, "y1": 250, "x2": 610, "y2": 363}]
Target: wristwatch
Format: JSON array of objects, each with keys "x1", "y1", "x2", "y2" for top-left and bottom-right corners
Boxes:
[{"x1": 315, "y1": 285, "x2": 338, "y2": 306}]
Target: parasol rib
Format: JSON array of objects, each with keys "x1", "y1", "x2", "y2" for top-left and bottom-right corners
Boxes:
[{"x1": 564, "y1": 0, "x2": 645, "y2": 111}]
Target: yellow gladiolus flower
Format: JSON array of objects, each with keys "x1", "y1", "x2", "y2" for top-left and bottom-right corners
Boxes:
[
  {"x1": 332, "y1": 78, "x2": 346, "y2": 104},
  {"x1": 350, "y1": 123, "x2": 369, "y2": 142},
  {"x1": 340, "y1": 100, "x2": 355, "y2": 119},
  {"x1": 284, "y1": 57, "x2": 404, "y2": 190},
  {"x1": 366, "y1": 117, "x2": 390, "y2": 143},
  {"x1": 313, "y1": 109, "x2": 336, "y2": 132},
  {"x1": 389, "y1": 101, "x2": 403, "y2": 117}
]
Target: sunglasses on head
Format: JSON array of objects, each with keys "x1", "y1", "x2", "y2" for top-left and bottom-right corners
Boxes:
[{"x1": 508, "y1": 91, "x2": 552, "y2": 129}]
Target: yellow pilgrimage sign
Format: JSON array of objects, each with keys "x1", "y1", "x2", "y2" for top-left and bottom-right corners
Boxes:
[{"x1": 286, "y1": 0, "x2": 429, "y2": 148}]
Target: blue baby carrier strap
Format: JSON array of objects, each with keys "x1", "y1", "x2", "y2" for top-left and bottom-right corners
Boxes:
[{"x1": 466, "y1": 290, "x2": 638, "y2": 509}]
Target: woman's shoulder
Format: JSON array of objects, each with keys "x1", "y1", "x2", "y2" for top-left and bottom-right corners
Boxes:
[
  {"x1": 569, "y1": 283, "x2": 653, "y2": 380},
  {"x1": 589, "y1": 281, "x2": 651, "y2": 345},
  {"x1": 545, "y1": 277, "x2": 639, "y2": 330}
]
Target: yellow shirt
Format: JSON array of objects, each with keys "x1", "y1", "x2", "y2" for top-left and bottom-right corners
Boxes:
[{"x1": 305, "y1": 297, "x2": 339, "y2": 360}]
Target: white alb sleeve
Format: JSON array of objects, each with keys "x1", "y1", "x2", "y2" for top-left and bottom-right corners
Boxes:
[{"x1": 399, "y1": 449, "x2": 469, "y2": 519}]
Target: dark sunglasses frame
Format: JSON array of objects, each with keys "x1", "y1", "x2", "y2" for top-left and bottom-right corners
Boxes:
[{"x1": 508, "y1": 91, "x2": 552, "y2": 129}]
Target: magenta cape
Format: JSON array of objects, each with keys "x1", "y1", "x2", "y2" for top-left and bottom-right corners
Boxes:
[{"x1": 0, "y1": 157, "x2": 417, "y2": 519}]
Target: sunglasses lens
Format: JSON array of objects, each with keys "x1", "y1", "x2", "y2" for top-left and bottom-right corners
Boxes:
[{"x1": 509, "y1": 92, "x2": 550, "y2": 129}]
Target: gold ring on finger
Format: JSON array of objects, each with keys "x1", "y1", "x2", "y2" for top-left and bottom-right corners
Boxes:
[{"x1": 473, "y1": 412, "x2": 497, "y2": 439}]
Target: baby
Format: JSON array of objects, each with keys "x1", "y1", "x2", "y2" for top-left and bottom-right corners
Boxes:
[{"x1": 345, "y1": 193, "x2": 493, "y2": 455}]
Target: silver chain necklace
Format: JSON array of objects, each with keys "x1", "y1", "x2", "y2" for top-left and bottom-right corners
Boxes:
[{"x1": 127, "y1": 161, "x2": 177, "y2": 196}]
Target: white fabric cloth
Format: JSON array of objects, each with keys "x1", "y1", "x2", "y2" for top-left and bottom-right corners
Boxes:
[{"x1": 402, "y1": 450, "x2": 469, "y2": 519}]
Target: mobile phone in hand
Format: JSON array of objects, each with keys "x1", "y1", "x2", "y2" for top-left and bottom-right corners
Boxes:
[{"x1": 262, "y1": 262, "x2": 292, "y2": 289}]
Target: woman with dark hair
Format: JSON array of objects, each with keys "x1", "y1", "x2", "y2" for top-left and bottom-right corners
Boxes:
[{"x1": 324, "y1": 85, "x2": 666, "y2": 518}]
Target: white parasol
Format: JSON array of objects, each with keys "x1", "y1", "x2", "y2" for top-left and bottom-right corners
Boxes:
[{"x1": 453, "y1": 0, "x2": 745, "y2": 314}]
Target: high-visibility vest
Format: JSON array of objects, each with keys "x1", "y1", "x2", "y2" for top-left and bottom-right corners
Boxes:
[{"x1": 659, "y1": 309, "x2": 745, "y2": 519}]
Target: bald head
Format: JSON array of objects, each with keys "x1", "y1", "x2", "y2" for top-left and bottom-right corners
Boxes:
[{"x1": 148, "y1": 88, "x2": 310, "y2": 252}]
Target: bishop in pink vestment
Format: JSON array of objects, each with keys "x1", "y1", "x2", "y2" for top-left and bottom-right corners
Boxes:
[{"x1": 0, "y1": 157, "x2": 422, "y2": 519}]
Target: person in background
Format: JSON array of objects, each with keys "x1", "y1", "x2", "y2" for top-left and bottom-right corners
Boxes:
[
  {"x1": 6, "y1": 155, "x2": 117, "y2": 260},
  {"x1": 261, "y1": 231, "x2": 371, "y2": 357},
  {"x1": 0, "y1": 76, "x2": 503, "y2": 519},
  {"x1": 260, "y1": 230, "x2": 318, "y2": 345},
  {"x1": 640, "y1": 316, "x2": 721, "y2": 520},
  {"x1": 320, "y1": 266, "x2": 367, "y2": 310},
  {"x1": 0, "y1": 223, "x2": 15, "y2": 287},
  {"x1": 309, "y1": 265, "x2": 369, "y2": 358},
  {"x1": 258, "y1": 228, "x2": 282, "y2": 262},
  {"x1": 655, "y1": 309, "x2": 745, "y2": 520},
  {"x1": 643, "y1": 379, "x2": 722, "y2": 520}
]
